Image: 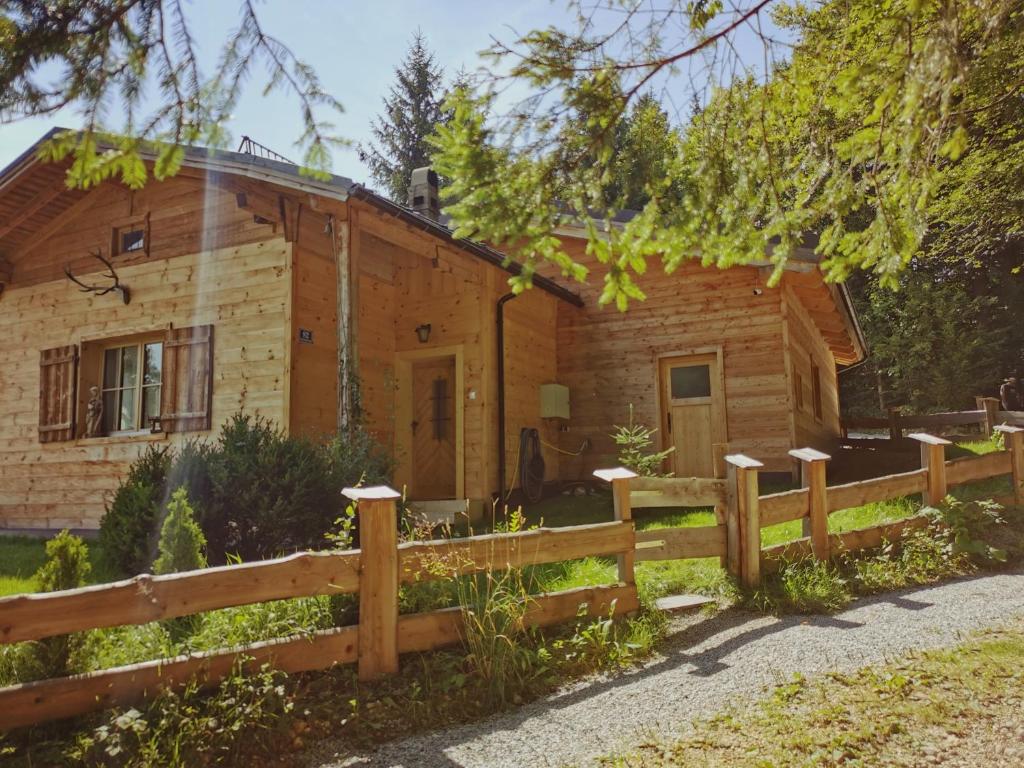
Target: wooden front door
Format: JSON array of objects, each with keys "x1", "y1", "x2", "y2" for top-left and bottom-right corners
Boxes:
[
  {"x1": 410, "y1": 356, "x2": 457, "y2": 499},
  {"x1": 659, "y1": 353, "x2": 725, "y2": 477}
]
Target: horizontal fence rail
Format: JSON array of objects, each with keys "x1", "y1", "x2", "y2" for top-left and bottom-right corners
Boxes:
[
  {"x1": 634, "y1": 525, "x2": 727, "y2": 561},
  {"x1": 398, "y1": 521, "x2": 632, "y2": 581},
  {"x1": 629, "y1": 476, "x2": 727, "y2": 508},
  {"x1": 825, "y1": 469, "x2": 929, "y2": 514},
  {"x1": 2, "y1": 427, "x2": 1022, "y2": 733},
  {"x1": 0, "y1": 550, "x2": 362, "y2": 645},
  {"x1": 0, "y1": 477, "x2": 641, "y2": 732},
  {"x1": 841, "y1": 396, "x2": 1024, "y2": 440}
]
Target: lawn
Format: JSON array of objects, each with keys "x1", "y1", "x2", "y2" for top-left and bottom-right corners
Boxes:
[
  {"x1": 598, "y1": 621, "x2": 1024, "y2": 767},
  {"x1": 0, "y1": 437, "x2": 1012, "y2": 603},
  {"x1": 0, "y1": 535, "x2": 117, "y2": 597}
]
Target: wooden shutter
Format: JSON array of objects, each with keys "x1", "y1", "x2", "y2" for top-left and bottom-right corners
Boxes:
[
  {"x1": 38, "y1": 345, "x2": 78, "y2": 443},
  {"x1": 161, "y1": 325, "x2": 214, "y2": 433}
]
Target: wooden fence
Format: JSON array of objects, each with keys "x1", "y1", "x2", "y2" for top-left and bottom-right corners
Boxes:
[
  {"x1": 842, "y1": 396, "x2": 1024, "y2": 440},
  {"x1": 1, "y1": 427, "x2": 1021, "y2": 731}
]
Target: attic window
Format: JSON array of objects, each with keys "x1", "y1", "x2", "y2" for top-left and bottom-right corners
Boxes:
[{"x1": 113, "y1": 222, "x2": 147, "y2": 256}]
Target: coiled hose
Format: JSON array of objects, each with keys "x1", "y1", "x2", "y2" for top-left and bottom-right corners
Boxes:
[{"x1": 518, "y1": 427, "x2": 546, "y2": 503}]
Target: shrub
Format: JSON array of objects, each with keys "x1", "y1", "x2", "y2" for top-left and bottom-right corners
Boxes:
[
  {"x1": 750, "y1": 558, "x2": 852, "y2": 614},
  {"x1": 8, "y1": 531, "x2": 94, "y2": 681},
  {"x1": 152, "y1": 488, "x2": 207, "y2": 576},
  {"x1": 612, "y1": 404, "x2": 674, "y2": 477},
  {"x1": 99, "y1": 445, "x2": 172, "y2": 575},
  {"x1": 199, "y1": 414, "x2": 346, "y2": 561},
  {"x1": 97, "y1": 415, "x2": 395, "y2": 568},
  {"x1": 68, "y1": 662, "x2": 294, "y2": 767}
]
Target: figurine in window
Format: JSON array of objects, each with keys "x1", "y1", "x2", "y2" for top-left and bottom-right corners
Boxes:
[{"x1": 86, "y1": 385, "x2": 103, "y2": 438}]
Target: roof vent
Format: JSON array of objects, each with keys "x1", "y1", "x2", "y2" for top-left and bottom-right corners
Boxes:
[{"x1": 409, "y1": 167, "x2": 440, "y2": 221}]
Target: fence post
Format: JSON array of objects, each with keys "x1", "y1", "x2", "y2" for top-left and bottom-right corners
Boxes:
[
  {"x1": 343, "y1": 485, "x2": 401, "y2": 681},
  {"x1": 712, "y1": 442, "x2": 729, "y2": 567},
  {"x1": 789, "y1": 448, "x2": 831, "y2": 560},
  {"x1": 994, "y1": 425, "x2": 1024, "y2": 505},
  {"x1": 908, "y1": 433, "x2": 951, "y2": 506},
  {"x1": 976, "y1": 396, "x2": 1000, "y2": 435},
  {"x1": 594, "y1": 467, "x2": 638, "y2": 585},
  {"x1": 725, "y1": 454, "x2": 763, "y2": 588},
  {"x1": 887, "y1": 407, "x2": 902, "y2": 441}
]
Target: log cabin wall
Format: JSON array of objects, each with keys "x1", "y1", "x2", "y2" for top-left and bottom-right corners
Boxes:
[
  {"x1": 288, "y1": 206, "x2": 339, "y2": 438},
  {"x1": 500, "y1": 289, "x2": 561, "y2": 495},
  {"x1": 781, "y1": 282, "x2": 842, "y2": 454},
  {"x1": 351, "y1": 203, "x2": 562, "y2": 508},
  {"x1": 546, "y1": 235, "x2": 794, "y2": 475},
  {"x1": 0, "y1": 175, "x2": 292, "y2": 530}
]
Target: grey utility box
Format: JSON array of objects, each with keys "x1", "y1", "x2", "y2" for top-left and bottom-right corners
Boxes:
[{"x1": 539, "y1": 383, "x2": 570, "y2": 419}]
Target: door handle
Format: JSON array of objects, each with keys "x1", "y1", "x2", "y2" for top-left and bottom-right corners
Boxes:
[
  {"x1": 667, "y1": 413, "x2": 672, "y2": 434},
  {"x1": 411, "y1": 420, "x2": 419, "y2": 434}
]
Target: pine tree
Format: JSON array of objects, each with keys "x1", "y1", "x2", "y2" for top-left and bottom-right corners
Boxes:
[{"x1": 359, "y1": 31, "x2": 446, "y2": 202}]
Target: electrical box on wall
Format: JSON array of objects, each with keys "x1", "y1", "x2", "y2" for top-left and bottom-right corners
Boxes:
[{"x1": 539, "y1": 383, "x2": 570, "y2": 419}]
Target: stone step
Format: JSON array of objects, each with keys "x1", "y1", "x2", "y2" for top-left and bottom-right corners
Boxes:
[{"x1": 655, "y1": 594, "x2": 716, "y2": 614}]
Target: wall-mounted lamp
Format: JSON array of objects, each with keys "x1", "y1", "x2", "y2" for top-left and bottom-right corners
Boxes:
[{"x1": 415, "y1": 323, "x2": 432, "y2": 344}]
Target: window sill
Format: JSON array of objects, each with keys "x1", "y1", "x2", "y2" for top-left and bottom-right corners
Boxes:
[{"x1": 76, "y1": 431, "x2": 167, "y2": 447}]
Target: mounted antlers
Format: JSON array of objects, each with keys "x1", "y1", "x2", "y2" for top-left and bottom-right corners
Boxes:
[{"x1": 64, "y1": 250, "x2": 130, "y2": 304}]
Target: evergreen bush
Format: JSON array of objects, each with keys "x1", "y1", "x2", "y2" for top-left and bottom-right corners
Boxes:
[
  {"x1": 611, "y1": 404, "x2": 675, "y2": 477},
  {"x1": 153, "y1": 488, "x2": 207, "y2": 575},
  {"x1": 31, "y1": 531, "x2": 92, "y2": 679},
  {"x1": 99, "y1": 445, "x2": 172, "y2": 575},
  {"x1": 97, "y1": 414, "x2": 394, "y2": 568}
]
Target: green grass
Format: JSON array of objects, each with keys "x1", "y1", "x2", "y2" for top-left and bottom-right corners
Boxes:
[
  {"x1": 0, "y1": 536, "x2": 117, "y2": 598},
  {"x1": 598, "y1": 621, "x2": 1024, "y2": 767}
]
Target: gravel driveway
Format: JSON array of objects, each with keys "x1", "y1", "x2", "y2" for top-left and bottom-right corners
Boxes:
[{"x1": 308, "y1": 570, "x2": 1024, "y2": 768}]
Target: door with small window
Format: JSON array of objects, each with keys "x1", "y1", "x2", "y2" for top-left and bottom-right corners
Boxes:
[
  {"x1": 658, "y1": 353, "x2": 726, "y2": 477},
  {"x1": 410, "y1": 356, "x2": 456, "y2": 499}
]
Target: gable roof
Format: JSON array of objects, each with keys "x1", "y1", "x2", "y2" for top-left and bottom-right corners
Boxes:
[
  {"x1": 0, "y1": 128, "x2": 864, "y2": 362},
  {"x1": 0, "y1": 127, "x2": 584, "y2": 307}
]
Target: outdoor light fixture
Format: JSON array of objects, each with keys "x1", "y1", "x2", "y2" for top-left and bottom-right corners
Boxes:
[{"x1": 415, "y1": 323, "x2": 432, "y2": 343}]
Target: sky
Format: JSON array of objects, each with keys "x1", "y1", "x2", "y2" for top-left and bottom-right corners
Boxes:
[{"x1": 0, "y1": 1, "x2": 781, "y2": 190}]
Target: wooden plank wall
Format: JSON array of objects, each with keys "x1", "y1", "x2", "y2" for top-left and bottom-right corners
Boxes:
[
  {"x1": 501, "y1": 289, "x2": 560, "y2": 492},
  {"x1": 391, "y1": 230, "x2": 488, "y2": 499},
  {"x1": 352, "y1": 207, "x2": 562, "y2": 505},
  {"x1": 356, "y1": 231, "x2": 398, "y2": 449},
  {"x1": 0, "y1": 176, "x2": 291, "y2": 530},
  {"x1": 546, "y1": 237, "x2": 793, "y2": 474},
  {"x1": 289, "y1": 207, "x2": 338, "y2": 438},
  {"x1": 782, "y1": 282, "x2": 841, "y2": 454}
]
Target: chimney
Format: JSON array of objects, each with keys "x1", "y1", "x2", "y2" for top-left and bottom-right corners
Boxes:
[{"x1": 408, "y1": 167, "x2": 440, "y2": 221}]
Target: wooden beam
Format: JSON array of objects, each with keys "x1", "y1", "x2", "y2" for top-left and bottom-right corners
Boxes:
[
  {"x1": 0, "y1": 550, "x2": 362, "y2": 645},
  {"x1": 993, "y1": 426, "x2": 1023, "y2": 505},
  {"x1": 0, "y1": 182, "x2": 68, "y2": 241},
  {"x1": 908, "y1": 433, "x2": 950, "y2": 504},
  {"x1": 790, "y1": 448, "x2": 830, "y2": 560},
  {"x1": 398, "y1": 521, "x2": 633, "y2": 581},
  {"x1": 13, "y1": 186, "x2": 105, "y2": 261},
  {"x1": 344, "y1": 486, "x2": 401, "y2": 681}
]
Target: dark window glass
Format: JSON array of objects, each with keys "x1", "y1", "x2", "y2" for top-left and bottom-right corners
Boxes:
[
  {"x1": 121, "y1": 229, "x2": 145, "y2": 253},
  {"x1": 670, "y1": 365, "x2": 711, "y2": 399}
]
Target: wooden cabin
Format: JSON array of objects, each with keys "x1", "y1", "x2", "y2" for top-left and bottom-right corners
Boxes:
[{"x1": 0, "y1": 130, "x2": 864, "y2": 532}]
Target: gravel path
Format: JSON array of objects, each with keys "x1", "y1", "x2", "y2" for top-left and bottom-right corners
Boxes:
[{"x1": 308, "y1": 570, "x2": 1024, "y2": 768}]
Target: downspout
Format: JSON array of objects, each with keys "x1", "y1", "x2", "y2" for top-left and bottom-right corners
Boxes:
[
  {"x1": 496, "y1": 292, "x2": 518, "y2": 499},
  {"x1": 331, "y1": 214, "x2": 353, "y2": 435}
]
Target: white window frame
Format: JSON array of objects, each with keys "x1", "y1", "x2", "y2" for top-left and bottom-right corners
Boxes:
[{"x1": 101, "y1": 341, "x2": 163, "y2": 435}]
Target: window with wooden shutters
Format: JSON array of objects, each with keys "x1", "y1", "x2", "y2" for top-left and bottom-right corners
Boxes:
[
  {"x1": 160, "y1": 325, "x2": 214, "y2": 433},
  {"x1": 39, "y1": 345, "x2": 78, "y2": 442}
]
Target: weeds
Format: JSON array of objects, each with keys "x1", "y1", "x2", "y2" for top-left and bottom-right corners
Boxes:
[{"x1": 64, "y1": 662, "x2": 293, "y2": 767}]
